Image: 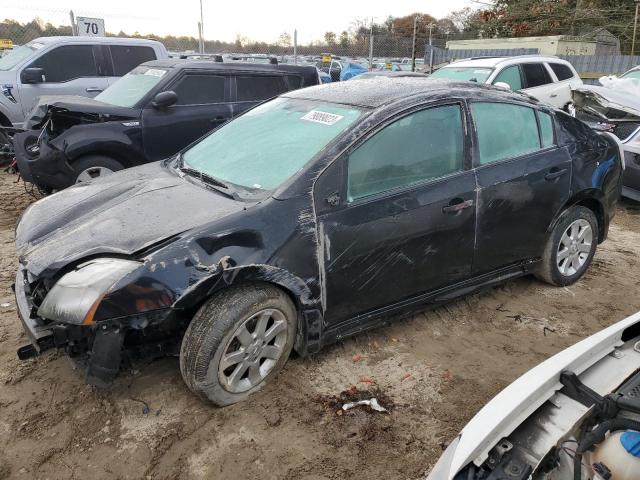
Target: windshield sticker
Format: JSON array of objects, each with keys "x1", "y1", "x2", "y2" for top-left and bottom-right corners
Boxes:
[
  {"x1": 144, "y1": 69, "x2": 166, "y2": 77},
  {"x1": 301, "y1": 110, "x2": 344, "y2": 126}
]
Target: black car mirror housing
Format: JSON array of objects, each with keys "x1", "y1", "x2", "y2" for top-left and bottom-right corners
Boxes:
[
  {"x1": 152, "y1": 91, "x2": 178, "y2": 109},
  {"x1": 21, "y1": 67, "x2": 46, "y2": 84}
]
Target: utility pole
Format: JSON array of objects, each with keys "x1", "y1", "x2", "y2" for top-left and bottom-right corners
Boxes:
[
  {"x1": 69, "y1": 10, "x2": 77, "y2": 36},
  {"x1": 368, "y1": 17, "x2": 374, "y2": 71},
  {"x1": 633, "y1": 0, "x2": 640, "y2": 56},
  {"x1": 198, "y1": 0, "x2": 205, "y2": 54},
  {"x1": 428, "y1": 23, "x2": 435, "y2": 74},
  {"x1": 411, "y1": 15, "x2": 419, "y2": 72},
  {"x1": 293, "y1": 29, "x2": 298, "y2": 64}
]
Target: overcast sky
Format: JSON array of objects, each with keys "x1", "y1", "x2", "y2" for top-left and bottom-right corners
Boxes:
[{"x1": 3, "y1": 0, "x2": 477, "y2": 43}]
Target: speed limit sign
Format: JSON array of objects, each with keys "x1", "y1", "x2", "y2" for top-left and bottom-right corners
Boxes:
[{"x1": 76, "y1": 17, "x2": 105, "y2": 37}]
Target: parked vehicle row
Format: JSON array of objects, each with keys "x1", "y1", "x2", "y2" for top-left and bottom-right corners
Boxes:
[
  {"x1": 430, "y1": 55, "x2": 583, "y2": 111},
  {"x1": 12, "y1": 60, "x2": 319, "y2": 190},
  {"x1": 13, "y1": 78, "x2": 622, "y2": 406}
]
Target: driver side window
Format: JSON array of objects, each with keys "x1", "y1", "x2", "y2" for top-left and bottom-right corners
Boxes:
[
  {"x1": 493, "y1": 65, "x2": 523, "y2": 91},
  {"x1": 28, "y1": 45, "x2": 99, "y2": 83},
  {"x1": 347, "y1": 105, "x2": 465, "y2": 202}
]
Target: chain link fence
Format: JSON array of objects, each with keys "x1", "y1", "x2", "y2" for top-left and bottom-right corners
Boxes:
[{"x1": 0, "y1": 7, "x2": 456, "y2": 70}]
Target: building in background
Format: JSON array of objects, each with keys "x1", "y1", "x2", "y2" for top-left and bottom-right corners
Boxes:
[{"x1": 447, "y1": 29, "x2": 620, "y2": 56}]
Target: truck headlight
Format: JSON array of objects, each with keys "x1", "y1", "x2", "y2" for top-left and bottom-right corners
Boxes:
[{"x1": 38, "y1": 258, "x2": 141, "y2": 325}]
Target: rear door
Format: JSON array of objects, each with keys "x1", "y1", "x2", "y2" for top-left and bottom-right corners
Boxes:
[
  {"x1": 520, "y1": 62, "x2": 558, "y2": 106},
  {"x1": 317, "y1": 102, "x2": 477, "y2": 325},
  {"x1": 231, "y1": 74, "x2": 288, "y2": 117},
  {"x1": 141, "y1": 71, "x2": 231, "y2": 160},
  {"x1": 18, "y1": 44, "x2": 109, "y2": 115},
  {"x1": 547, "y1": 62, "x2": 581, "y2": 107},
  {"x1": 470, "y1": 101, "x2": 571, "y2": 274}
]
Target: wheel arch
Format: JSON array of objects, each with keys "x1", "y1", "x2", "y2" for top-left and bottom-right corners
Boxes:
[
  {"x1": 67, "y1": 148, "x2": 144, "y2": 169},
  {"x1": 176, "y1": 264, "x2": 320, "y2": 355},
  {"x1": 550, "y1": 190, "x2": 606, "y2": 243}
]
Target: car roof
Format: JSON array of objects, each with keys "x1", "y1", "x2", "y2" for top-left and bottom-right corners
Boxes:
[
  {"x1": 30, "y1": 36, "x2": 163, "y2": 46},
  {"x1": 363, "y1": 71, "x2": 429, "y2": 78},
  {"x1": 283, "y1": 77, "x2": 540, "y2": 109},
  {"x1": 142, "y1": 58, "x2": 314, "y2": 74},
  {"x1": 442, "y1": 55, "x2": 572, "y2": 69}
]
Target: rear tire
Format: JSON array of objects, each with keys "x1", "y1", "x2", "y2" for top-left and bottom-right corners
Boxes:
[
  {"x1": 536, "y1": 206, "x2": 598, "y2": 286},
  {"x1": 72, "y1": 155, "x2": 124, "y2": 184},
  {"x1": 180, "y1": 284, "x2": 297, "y2": 406}
]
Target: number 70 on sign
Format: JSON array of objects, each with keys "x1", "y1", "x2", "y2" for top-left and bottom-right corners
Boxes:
[{"x1": 76, "y1": 17, "x2": 105, "y2": 37}]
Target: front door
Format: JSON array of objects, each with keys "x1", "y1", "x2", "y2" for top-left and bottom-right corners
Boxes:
[
  {"x1": 470, "y1": 101, "x2": 572, "y2": 274},
  {"x1": 141, "y1": 72, "x2": 231, "y2": 161},
  {"x1": 19, "y1": 44, "x2": 109, "y2": 116},
  {"x1": 317, "y1": 103, "x2": 477, "y2": 325}
]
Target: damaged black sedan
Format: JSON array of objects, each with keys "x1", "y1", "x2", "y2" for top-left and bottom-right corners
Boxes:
[{"x1": 14, "y1": 79, "x2": 622, "y2": 406}]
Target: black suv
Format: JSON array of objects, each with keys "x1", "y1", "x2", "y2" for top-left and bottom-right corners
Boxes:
[{"x1": 13, "y1": 60, "x2": 319, "y2": 190}]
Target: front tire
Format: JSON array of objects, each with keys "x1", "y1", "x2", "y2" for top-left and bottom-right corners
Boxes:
[
  {"x1": 180, "y1": 284, "x2": 297, "y2": 406},
  {"x1": 72, "y1": 155, "x2": 124, "y2": 184},
  {"x1": 536, "y1": 206, "x2": 598, "y2": 286}
]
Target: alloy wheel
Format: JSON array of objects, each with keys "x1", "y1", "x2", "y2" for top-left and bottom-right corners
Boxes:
[
  {"x1": 218, "y1": 308, "x2": 288, "y2": 393},
  {"x1": 557, "y1": 219, "x2": 592, "y2": 276},
  {"x1": 75, "y1": 166, "x2": 114, "y2": 183}
]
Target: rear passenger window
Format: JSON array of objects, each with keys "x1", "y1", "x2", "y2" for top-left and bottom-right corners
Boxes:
[
  {"x1": 493, "y1": 65, "x2": 523, "y2": 90},
  {"x1": 284, "y1": 74, "x2": 303, "y2": 90},
  {"x1": 538, "y1": 111, "x2": 555, "y2": 147},
  {"x1": 471, "y1": 103, "x2": 540, "y2": 165},
  {"x1": 173, "y1": 75, "x2": 225, "y2": 105},
  {"x1": 549, "y1": 63, "x2": 574, "y2": 81},
  {"x1": 237, "y1": 76, "x2": 287, "y2": 101},
  {"x1": 522, "y1": 63, "x2": 552, "y2": 88},
  {"x1": 348, "y1": 105, "x2": 464, "y2": 201},
  {"x1": 110, "y1": 45, "x2": 157, "y2": 76},
  {"x1": 29, "y1": 45, "x2": 98, "y2": 82}
]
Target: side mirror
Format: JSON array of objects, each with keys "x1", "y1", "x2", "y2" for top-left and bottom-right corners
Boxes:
[
  {"x1": 21, "y1": 67, "x2": 45, "y2": 84},
  {"x1": 152, "y1": 90, "x2": 178, "y2": 109},
  {"x1": 494, "y1": 81, "x2": 512, "y2": 90}
]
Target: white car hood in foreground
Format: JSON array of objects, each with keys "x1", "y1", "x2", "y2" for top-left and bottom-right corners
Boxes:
[{"x1": 428, "y1": 311, "x2": 640, "y2": 480}]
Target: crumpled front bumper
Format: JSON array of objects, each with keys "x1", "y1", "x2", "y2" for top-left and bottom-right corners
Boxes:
[
  {"x1": 13, "y1": 130, "x2": 75, "y2": 190},
  {"x1": 13, "y1": 265, "x2": 125, "y2": 385},
  {"x1": 13, "y1": 266, "x2": 56, "y2": 359}
]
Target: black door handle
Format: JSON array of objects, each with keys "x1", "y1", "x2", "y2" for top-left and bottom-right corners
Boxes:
[
  {"x1": 442, "y1": 199, "x2": 474, "y2": 214},
  {"x1": 210, "y1": 116, "x2": 226, "y2": 124},
  {"x1": 545, "y1": 168, "x2": 568, "y2": 181}
]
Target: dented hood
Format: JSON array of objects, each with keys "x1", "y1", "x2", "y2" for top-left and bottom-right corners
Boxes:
[
  {"x1": 16, "y1": 161, "x2": 247, "y2": 277},
  {"x1": 24, "y1": 95, "x2": 138, "y2": 130},
  {"x1": 573, "y1": 84, "x2": 640, "y2": 120}
]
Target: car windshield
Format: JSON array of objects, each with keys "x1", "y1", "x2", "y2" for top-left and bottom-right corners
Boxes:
[
  {"x1": 182, "y1": 97, "x2": 363, "y2": 191},
  {"x1": 95, "y1": 66, "x2": 169, "y2": 107},
  {"x1": 430, "y1": 66, "x2": 493, "y2": 83},
  {"x1": 622, "y1": 70, "x2": 640, "y2": 80},
  {"x1": 0, "y1": 44, "x2": 40, "y2": 71}
]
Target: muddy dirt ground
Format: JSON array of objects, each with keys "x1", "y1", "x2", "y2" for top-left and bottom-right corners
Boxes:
[{"x1": 2, "y1": 170, "x2": 640, "y2": 480}]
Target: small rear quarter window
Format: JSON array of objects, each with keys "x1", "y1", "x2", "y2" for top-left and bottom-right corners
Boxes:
[
  {"x1": 538, "y1": 111, "x2": 555, "y2": 147},
  {"x1": 237, "y1": 75, "x2": 287, "y2": 102},
  {"x1": 549, "y1": 63, "x2": 574, "y2": 81}
]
